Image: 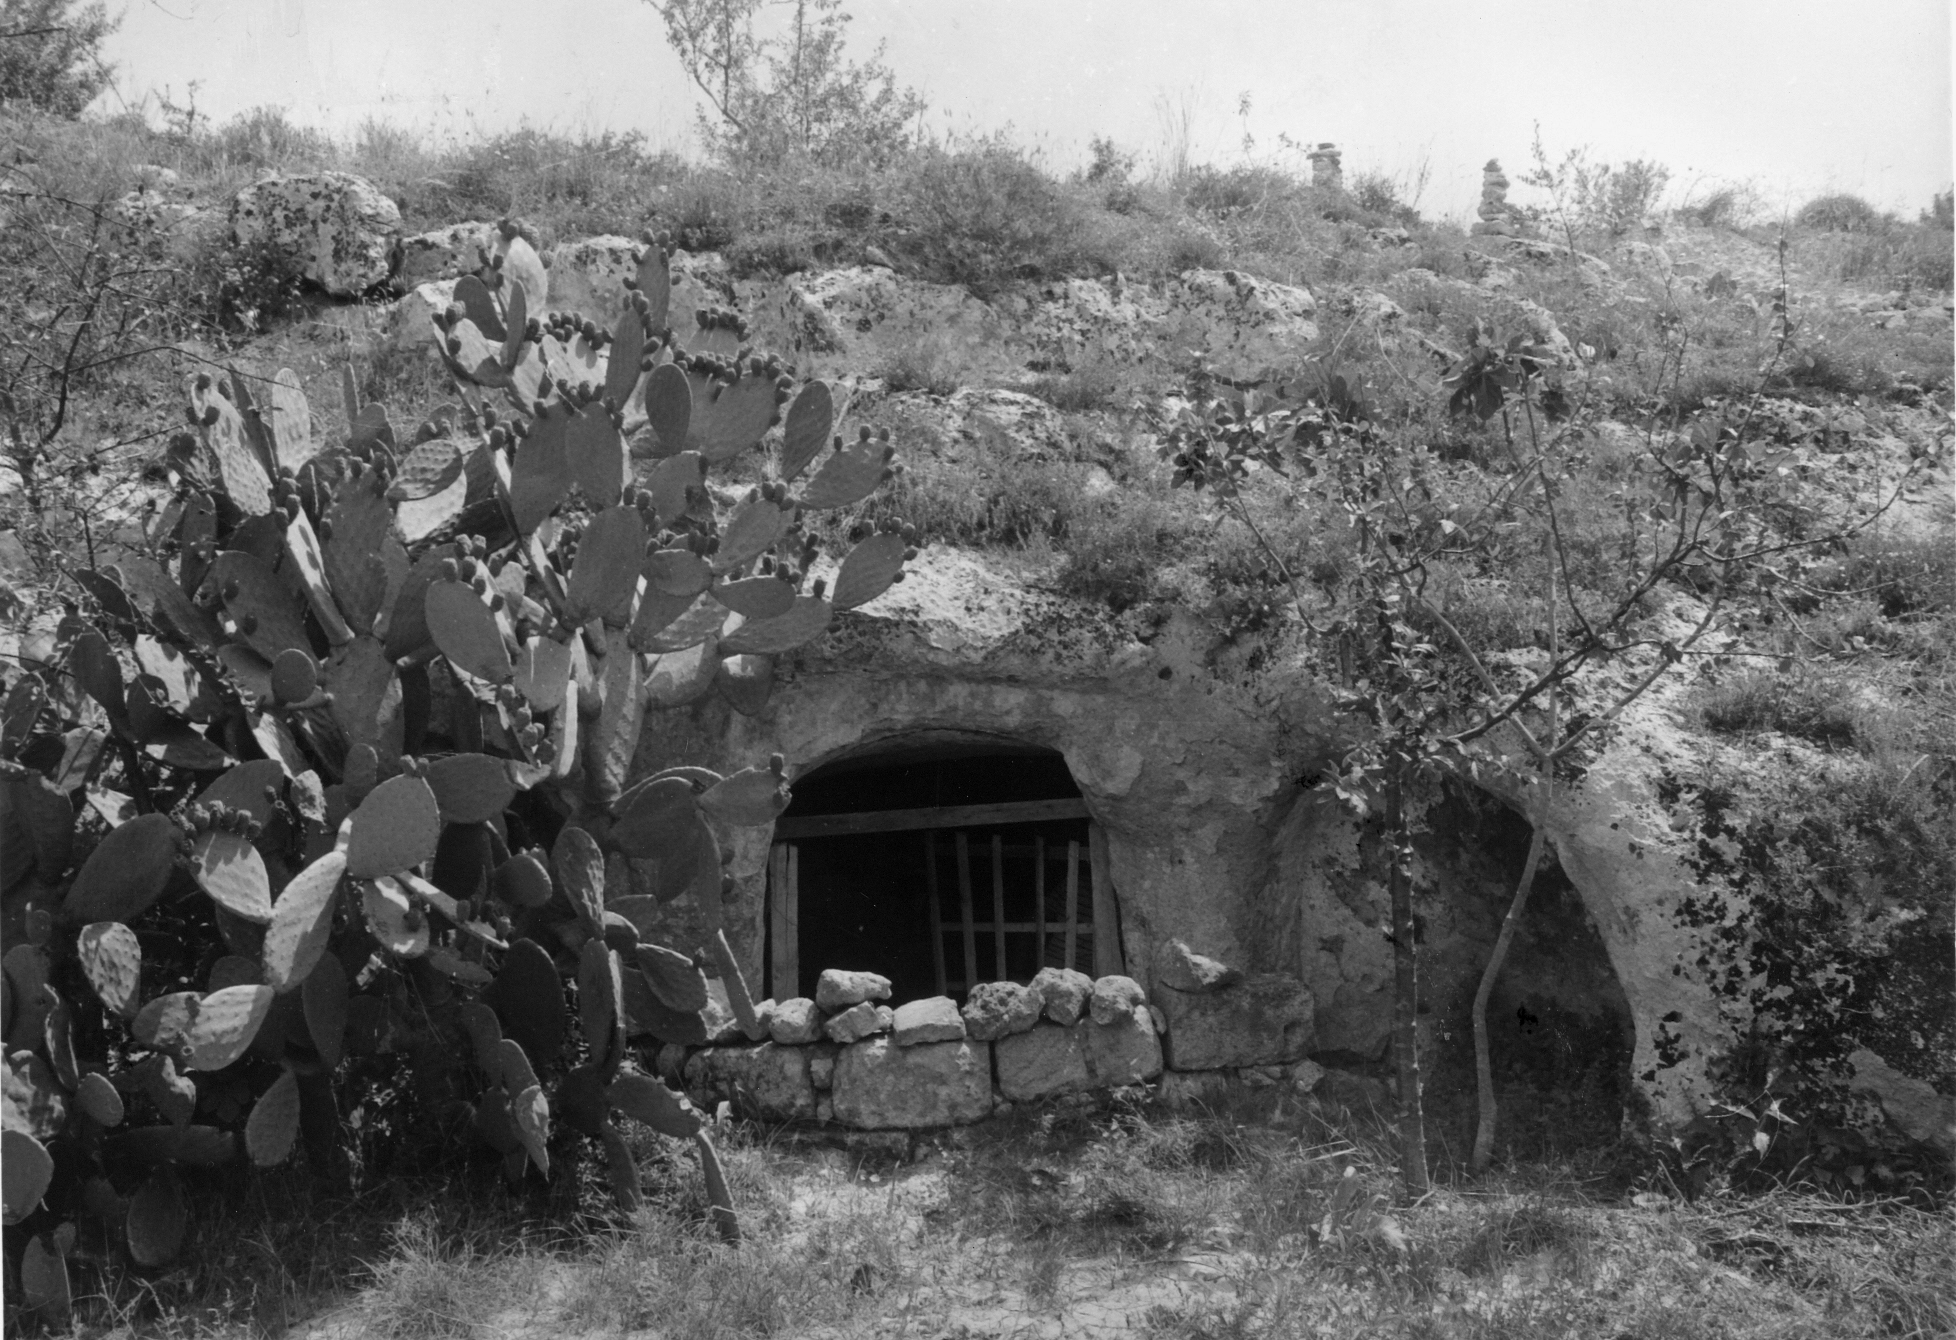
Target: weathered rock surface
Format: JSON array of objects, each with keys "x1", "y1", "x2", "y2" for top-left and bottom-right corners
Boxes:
[
  {"x1": 1850, "y1": 1049, "x2": 1956, "y2": 1153},
  {"x1": 830, "y1": 1038, "x2": 992, "y2": 1128},
  {"x1": 1088, "y1": 974, "x2": 1147, "y2": 1025},
  {"x1": 684, "y1": 1042, "x2": 815, "y2": 1120},
  {"x1": 1030, "y1": 967, "x2": 1093, "y2": 1025},
  {"x1": 768, "y1": 997, "x2": 823, "y2": 1045},
  {"x1": 816, "y1": 968, "x2": 892, "y2": 1012},
  {"x1": 544, "y1": 237, "x2": 734, "y2": 325},
  {"x1": 962, "y1": 981, "x2": 1043, "y2": 1041},
  {"x1": 1155, "y1": 973, "x2": 1313, "y2": 1070},
  {"x1": 825, "y1": 1001, "x2": 894, "y2": 1044},
  {"x1": 398, "y1": 222, "x2": 494, "y2": 288},
  {"x1": 996, "y1": 1023, "x2": 1092, "y2": 1101},
  {"x1": 1155, "y1": 942, "x2": 1243, "y2": 994},
  {"x1": 231, "y1": 172, "x2": 400, "y2": 296},
  {"x1": 892, "y1": 996, "x2": 965, "y2": 1045},
  {"x1": 1085, "y1": 1005, "x2": 1162, "y2": 1086}
]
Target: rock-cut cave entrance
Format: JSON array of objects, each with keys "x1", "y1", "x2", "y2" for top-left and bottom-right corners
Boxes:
[{"x1": 764, "y1": 739, "x2": 1123, "y2": 1005}]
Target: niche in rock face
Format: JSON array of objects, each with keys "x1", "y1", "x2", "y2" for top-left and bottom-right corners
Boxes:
[{"x1": 765, "y1": 738, "x2": 1120, "y2": 1005}]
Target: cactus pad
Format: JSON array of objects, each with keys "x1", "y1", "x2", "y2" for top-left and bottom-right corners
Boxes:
[
  {"x1": 425, "y1": 579, "x2": 513, "y2": 685},
  {"x1": 509, "y1": 405, "x2": 572, "y2": 533},
  {"x1": 270, "y1": 647, "x2": 320, "y2": 705},
  {"x1": 705, "y1": 929, "x2": 765, "y2": 1042},
  {"x1": 713, "y1": 493, "x2": 793, "y2": 574},
  {"x1": 425, "y1": 754, "x2": 516, "y2": 824},
  {"x1": 76, "y1": 1071, "x2": 124, "y2": 1127},
  {"x1": 643, "y1": 450, "x2": 704, "y2": 529},
  {"x1": 779, "y1": 380, "x2": 833, "y2": 483},
  {"x1": 484, "y1": 938, "x2": 568, "y2": 1068},
  {"x1": 362, "y1": 878, "x2": 430, "y2": 958},
  {"x1": 633, "y1": 591, "x2": 722, "y2": 654},
  {"x1": 634, "y1": 942, "x2": 708, "y2": 1013},
  {"x1": 610, "y1": 776, "x2": 699, "y2": 859},
  {"x1": 688, "y1": 369, "x2": 782, "y2": 463},
  {"x1": 302, "y1": 951, "x2": 348, "y2": 1065},
  {"x1": 390, "y1": 437, "x2": 465, "y2": 500},
  {"x1": 714, "y1": 652, "x2": 774, "y2": 716},
  {"x1": 344, "y1": 774, "x2": 442, "y2": 879},
  {"x1": 798, "y1": 432, "x2": 896, "y2": 511},
  {"x1": 567, "y1": 506, "x2": 646, "y2": 626},
  {"x1": 576, "y1": 940, "x2": 621, "y2": 1068},
  {"x1": 566, "y1": 402, "x2": 627, "y2": 506},
  {"x1": 262, "y1": 851, "x2": 347, "y2": 991},
  {"x1": 645, "y1": 639, "x2": 720, "y2": 709},
  {"x1": 832, "y1": 531, "x2": 908, "y2": 610},
  {"x1": 514, "y1": 636, "x2": 573, "y2": 713},
  {"x1": 493, "y1": 850, "x2": 554, "y2": 909},
  {"x1": 211, "y1": 551, "x2": 310, "y2": 662},
  {"x1": 125, "y1": 1167, "x2": 187, "y2": 1266},
  {"x1": 184, "y1": 984, "x2": 275, "y2": 1071},
  {"x1": 553, "y1": 826, "x2": 608, "y2": 938},
  {"x1": 268, "y1": 368, "x2": 314, "y2": 470},
  {"x1": 458, "y1": 1000, "x2": 503, "y2": 1073},
  {"x1": 383, "y1": 543, "x2": 459, "y2": 662},
  {"x1": 605, "y1": 309, "x2": 646, "y2": 407},
  {"x1": 244, "y1": 1069, "x2": 300, "y2": 1166},
  {"x1": 2, "y1": 1128, "x2": 53, "y2": 1225},
  {"x1": 62, "y1": 813, "x2": 181, "y2": 923},
  {"x1": 192, "y1": 829, "x2": 273, "y2": 924},
  {"x1": 606, "y1": 1070, "x2": 702, "y2": 1138},
  {"x1": 717, "y1": 597, "x2": 833, "y2": 655},
  {"x1": 453, "y1": 274, "x2": 506, "y2": 340},
  {"x1": 710, "y1": 577, "x2": 796, "y2": 621},
  {"x1": 77, "y1": 922, "x2": 142, "y2": 1018},
  {"x1": 644, "y1": 548, "x2": 713, "y2": 598},
  {"x1": 699, "y1": 766, "x2": 792, "y2": 827}
]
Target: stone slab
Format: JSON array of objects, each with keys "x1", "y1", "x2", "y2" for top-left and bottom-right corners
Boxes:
[
  {"x1": 996, "y1": 1022, "x2": 1092, "y2": 1101},
  {"x1": 830, "y1": 1038, "x2": 993, "y2": 1129},
  {"x1": 1155, "y1": 973, "x2": 1313, "y2": 1070},
  {"x1": 892, "y1": 996, "x2": 965, "y2": 1045}
]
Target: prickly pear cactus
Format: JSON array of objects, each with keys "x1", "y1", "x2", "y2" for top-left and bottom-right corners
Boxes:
[{"x1": 0, "y1": 224, "x2": 924, "y2": 1290}]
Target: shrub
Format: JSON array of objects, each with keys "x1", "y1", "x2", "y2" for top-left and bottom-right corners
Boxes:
[
  {"x1": 0, "y1": 0, "x2": 117, "y2": 116},
  {"x1": 890, "y1": 141, "x2": 1091, "y2": 293},
  {"x1": 1796, "y1": 192, "x2": 1886, "y2": 233}
]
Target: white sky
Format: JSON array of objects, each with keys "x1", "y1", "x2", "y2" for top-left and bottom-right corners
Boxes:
[{"x1": 97, "y1": 0, "x2": 1953, "y2": 222}]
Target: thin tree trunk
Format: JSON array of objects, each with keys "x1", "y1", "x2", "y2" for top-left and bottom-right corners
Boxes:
[
  {"x1": 1470, "y1": 823, "x2": 1545, "y2": 1172},
  {"x1": 1387, "y1": 773, "x2": 1429, "y2": 1197}
]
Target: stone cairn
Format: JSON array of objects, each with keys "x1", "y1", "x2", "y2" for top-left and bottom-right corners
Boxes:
[
  {"x1": 1308, "y1": 142, "x2": 1344, "y2": 191},
  {"x1": 1471, "y1": 158, "x2": 1523, "y2": 237},
  {"x1": 677, "y1": 941, "x2": 1318, "y2": 1132}
]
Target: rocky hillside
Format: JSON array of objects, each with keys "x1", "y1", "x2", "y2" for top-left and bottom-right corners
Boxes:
[{"x1": 3, "y1": 160, "x2": 1950, "y2": 1170}]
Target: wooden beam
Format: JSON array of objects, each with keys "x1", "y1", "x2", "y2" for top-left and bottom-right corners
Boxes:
[
  {"x1": 1090, "y1": 821, "x2": 1122, "y2": 976},
  {"x1": 769, "y1": 842, "x2": 799, "y2": 1001},
  {"x1": 956, "y1": 831, "x2": 978, "y2": 992},
  {"x1": 1034, "y1": 835, "x2": 1046, "y2": 971},
  {"x1": 925, "y1": 831, "x2": 946, "y2": 998},
  {"x1": 1064, "y1": 840, "x2": 1079, "y2": 973},
  {"x1": 991, "y1": 834, "x2": 1006, "y2": 980},
  {"x1": 772, "y1": 797, "x2": 1090, "y2": 841}
]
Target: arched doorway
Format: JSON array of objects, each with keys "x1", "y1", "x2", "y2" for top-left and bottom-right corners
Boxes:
[{"x1": 765, "y1": 738, "x2": 1124, "y2": 1004}]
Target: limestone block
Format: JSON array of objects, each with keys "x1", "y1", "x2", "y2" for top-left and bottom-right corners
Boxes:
[
  {"x1": 388, "y1": 279, "x2": 457, "y2": 349},
  {"x1": 769, "y1": 997, "x2": 824, "y2": 1045},
  {"x1": 398, "y1": 222, "x2": 494, "y2": 288},
  {"x1": 1029, "y1": 967, "x2": 1092, "y2": 1026},
  {"x1": 684, "y1": 1042, "x2": 814, "y2": 1121},
  {"x1": 1086, "y1": 1004, "x2": 1162, "y2": 1086},
  {"x1": 1159, "y1": 1069, "x2": 1230, "y2": 1112},
  {"x1": 825, "y1": 1001, "x2": 893, "y2": 1044},
  {"x1": 1157, "y1": 940, "x2": 1245, "y2": 994},
  {"x1": 783, "y1": 265, "x2": 1005, "y2": 376},
  {"x1": 809, "y1": 1049, "x2": 835, "y2": 1090},
  {"x1": 996, "y1": 1023, "x2": 1092, "y2": 1101},
  {"x1": 702, "y1": 979, "x2": 744, "y2": 1044},
  {"x1": 830, "y1": 1038, "x2": 993, "y2": 1128},
  {"x1": 1089, "y1": 975, "x2": 1147, "y2": 1025},
  {"x1": 1849, "y1": 1049, "x2": 1956, "y2": 1153},
  {"x1": 816, "y1": 968, "x2": 892, "y2": 1012},
  {"x1": 230, "y1": 171, "x2": 401, "y2": 297},
  {"x1": 1161, "y1": 269, "x2": 1318, "y2": 381},
  {"x1": 1155, "y1": 973, "x2": 1313, "y2": 1070},
  {"x1": 892, "y1": 996, "x2": 965, "y2": 1046},
  {"x1": 962, "y1": 981, "x2": 1042, "y2": 1041}
]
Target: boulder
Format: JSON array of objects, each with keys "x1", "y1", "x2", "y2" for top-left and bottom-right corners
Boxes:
[
  {"x1": 1157, "y1": 940, "x2": 1243, "y2": 994},
  {"x1": 398, "y1": 222, "x2": 494, "y2": 288},
  {"x1": 892, "y1": 996, "x2": 965, "y2": 1046},
  {"x1": 962, "y1": 980, "x2": 1043, "y2": 1041},
  {"x1": 230, "y1": 171, "x2": 401, "y2": 297},
  {"x1": 389, "y1": 279, "x2": 459, "y2": 348},
  {"x1": 995, "y1": 1023, "x2": 1092, "y2": 1101},
  {"x1": 768, "y1": 996, "x2": 824, "y2": 1045},
  {"x1": 1089, "y1": 974, "x2": 1147, "y2": 1025},
  {"x1": 1160, "y1": 269, "x2": 1318, "y2": 381},
  {"x1": 1029, "y1": 966, "x2": 1092, "y2": 1025},
  {"x1": 809, "y1": 1048, "x2": 835, "y2": 1090},
  {"x1": 1155, "y1": 973, "x2": 1313, "y2": 1070},
  {"x1": 1849, "y1": 1049, "x2": 1956, "y2": 1154},
  {"x1": 784, "y1": 264, "x2": 1007, "y2": 377},
  {"x1": 1085, "y1": 1004, "x2": 1162, "y2": 1086},
  {"x1": 816, "y1": 968, "x2": 892, "y2": 1012},
  {"x1": 683, "y1": 1043, "x2": 815, "y2": 1121},
  {"x1": 825, "y1": 1001, "x2": 893, "y2": 1044},
  {"x1": 830, "y1": 1038, "x2": 992, "y2": 1128}
]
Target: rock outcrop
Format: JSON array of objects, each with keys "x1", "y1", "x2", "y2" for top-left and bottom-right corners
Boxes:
[{"x1": 230, "y1": 171, "x2": 400, "y2": 296}]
